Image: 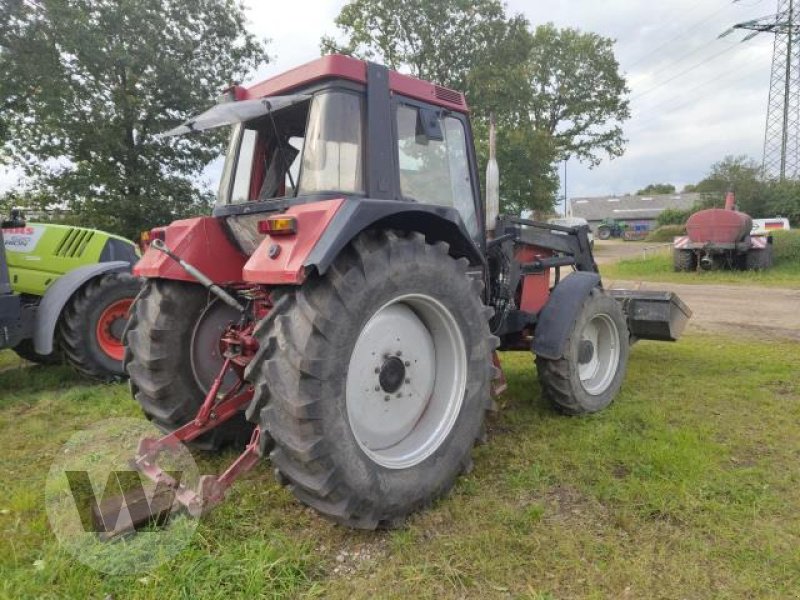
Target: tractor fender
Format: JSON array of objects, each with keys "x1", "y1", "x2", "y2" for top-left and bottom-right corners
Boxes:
[
  {"x1": 33, "y1": 261, "x2": 131, "y2": 355},
  {"x1": 306, "y1": 198, "x2": 484, "y2": 273},
  {"x1": 243, "y1": 198, "x2": 484, "y2": 285},
  {"x1": 531, "y1": 271, "x2": 601, "y2": 360}
]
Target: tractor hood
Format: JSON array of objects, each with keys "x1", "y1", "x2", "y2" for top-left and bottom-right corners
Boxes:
[{"x1": 158, "y1": 95, "x2": 311, "y2": 138}]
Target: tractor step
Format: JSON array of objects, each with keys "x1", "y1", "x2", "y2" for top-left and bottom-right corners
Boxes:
[{"x1": 609, "y1": 289, "x2": 692, "y2": 342}]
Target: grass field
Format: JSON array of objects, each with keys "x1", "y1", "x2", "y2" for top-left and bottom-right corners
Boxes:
[
  {"x1": 1, "y1": 335, "x2": 799, "y2": 599},
  {"x1": 602, "y1": 253, "x2": 800, "y2": 288}
]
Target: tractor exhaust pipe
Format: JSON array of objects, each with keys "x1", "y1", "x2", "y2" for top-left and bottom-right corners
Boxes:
[{"x1": 485, "y1": 113, "x2": 500, "y2": 235}]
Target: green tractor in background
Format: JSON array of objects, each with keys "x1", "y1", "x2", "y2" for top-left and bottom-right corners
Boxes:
[
  {"x1": 1, "y1": 209, "x2": 141, "y2": 379},
  {"x1": 596, "y1": 218, "x2": 628, "y2": 240}
]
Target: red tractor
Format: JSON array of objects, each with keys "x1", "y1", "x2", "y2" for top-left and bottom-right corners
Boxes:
[
  {"x1": 118, "y1": 56, "x2": 690, "y2": 532},
  {"x1": 673, "y1": 191, "x2": 773, "y2": 271}
]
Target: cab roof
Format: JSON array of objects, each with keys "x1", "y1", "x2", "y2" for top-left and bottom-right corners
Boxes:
[{"x1": 237, "y1": 54, "x2": 469, "y2": 113}]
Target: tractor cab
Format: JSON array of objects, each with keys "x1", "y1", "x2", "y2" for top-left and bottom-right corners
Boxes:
[{"x1": 159, "y1": 56, "x2": 483, "y2": 255}]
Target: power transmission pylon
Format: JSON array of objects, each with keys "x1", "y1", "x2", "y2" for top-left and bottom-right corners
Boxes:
[{"x1": 725, "y1": 0, "x2": 800, "y2": 180}]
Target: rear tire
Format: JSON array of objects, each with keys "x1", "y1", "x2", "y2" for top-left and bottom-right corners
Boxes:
[
  {"x1": 125, "y1": 279, "x2": 254, "y2": 451},
  {"x1": 536, "y1": 289, "x2": 629, "y2": 415},
  {"x1": 597, "y1": 226, "x2": 612, "y2": 240},
  {"x1": 60, "y1": 271, "x2": 141, "y2": 380},
  {"x1": 13, "y1": 338, "x2": 62, "y2": 366},
  {"x1": 673, "y1": 249, "x2": 697, "y2": 272},
  {"x1": 245, "y1": 230, "x2": 495, "y2": 529},
  {"x1": 745, "y1": 246, "x2": 773, "y2": 270}
]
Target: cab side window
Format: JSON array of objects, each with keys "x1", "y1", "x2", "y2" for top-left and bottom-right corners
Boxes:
[{"x1": 396, "y1": 105, "x2": 478, "y2": 236}]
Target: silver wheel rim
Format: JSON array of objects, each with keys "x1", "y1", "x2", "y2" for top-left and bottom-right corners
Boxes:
[
  {"x1": 346, "y1": 294, "x2": 468, "y2": 470},
  {"x1": 578, "y1": 313, "x2": 621, "y2": 395}
]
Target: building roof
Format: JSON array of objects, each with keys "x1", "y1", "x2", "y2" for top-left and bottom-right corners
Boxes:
[{"x1": 569, "y1": 193, "x2": 701, "y2": 221}]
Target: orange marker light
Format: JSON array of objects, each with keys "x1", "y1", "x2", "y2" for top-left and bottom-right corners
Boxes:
[{"x1": 258, "y1": 216, "x2": 298, "y2": 235}]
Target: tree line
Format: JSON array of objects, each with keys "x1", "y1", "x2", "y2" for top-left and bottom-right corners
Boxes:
[{"x1": 1, "y1": 0, "x2": 629, "y2": 239}]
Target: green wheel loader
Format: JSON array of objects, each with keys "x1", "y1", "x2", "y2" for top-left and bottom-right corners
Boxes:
[{"x1": 0, "y1": 209, "x2": 141, "y2": 379}]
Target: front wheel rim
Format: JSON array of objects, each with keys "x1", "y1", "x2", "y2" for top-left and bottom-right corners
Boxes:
[
  {"x1": 577, "y1": 313, "x2": 621, "y2": 395},
  {"x1": 346, "y1": 294, "x2": 468, "y2": 470}
]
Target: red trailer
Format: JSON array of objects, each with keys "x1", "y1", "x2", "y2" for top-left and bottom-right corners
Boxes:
[{"x1": 673, "y1": 191, "x2": 773, "y2": 271}]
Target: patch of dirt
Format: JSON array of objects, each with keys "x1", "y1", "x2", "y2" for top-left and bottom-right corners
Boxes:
[{"x1": 606, "y1": 279, "x2": 800, "y2": 342}]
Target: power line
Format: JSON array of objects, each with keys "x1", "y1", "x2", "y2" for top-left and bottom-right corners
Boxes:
[
  {"x1": 629, "y1": 59, "x2": 768, "y2": 131},
  {"x1": 631, "y1": 41, "x2": 746, "y2": 100},
  {"x1": 625, "y1": 1, "x2": 739, "y2": 70}
]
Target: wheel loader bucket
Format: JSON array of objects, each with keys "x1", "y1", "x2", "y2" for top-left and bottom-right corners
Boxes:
[{"x1": 608, "y1": 290, "x2": 692, "y2": 342}]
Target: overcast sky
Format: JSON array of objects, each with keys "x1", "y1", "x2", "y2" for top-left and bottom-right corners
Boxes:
[{"x1": 0, "y1": 0, "x2": 778, "y2": 205}]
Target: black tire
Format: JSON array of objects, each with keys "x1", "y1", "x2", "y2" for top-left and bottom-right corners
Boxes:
[
  {"x1": 245, "y1": 230, "x2": 496, "y2": 529},
  {"x1": 673, "y1": 249, "x2": 697, "y2": 272},
  {"x1": 125, "y1": 279, "x2": 254, "y2": 451},
  {"x1": 745, "y1": 246, "x2": 773, "y2": 271},
  {"x1": 12, "y1": 338, "x2": 63, "y2": 366},
  {"x1": 536, "y1": 289, "x2": 630, "y2": 415},
  {"x1": 59, "y1": 271, "x2": 141, "y2": 380},
  {"x1": 597, "y1": 226, "x2": 611, "y2": 240}
]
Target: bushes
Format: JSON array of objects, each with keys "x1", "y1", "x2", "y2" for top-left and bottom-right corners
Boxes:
[
  {"x1": 646, "y1": 224, "x2": 686, "y2": 242},
  {"x1": 657, "y1": 207, "x2": 694, "y2": 226},
  {"x1": 772, "y1": 230, "x2": 800, "y2": 263}
]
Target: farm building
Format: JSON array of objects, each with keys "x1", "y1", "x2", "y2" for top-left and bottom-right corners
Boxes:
[{"x1": 568, "y1": 192, "x2": 700, "y2": 235}]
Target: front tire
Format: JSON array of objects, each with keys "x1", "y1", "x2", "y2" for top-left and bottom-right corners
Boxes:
[
  {"x1": 245, "y1": 231, "x2": 495, "y2": 529},
  {"x1": 536, "y1": 289, "x2": 629, "y2": 415},
  {"x1": 125, "y1": 279, "x2": 254, "y2": 451},
  {"x1": 60, "y1": 271, "x2": 141, "y2": 380}
]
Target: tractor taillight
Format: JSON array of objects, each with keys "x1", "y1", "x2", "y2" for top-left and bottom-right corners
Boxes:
[
  {"x1": 139, "y1": 227, "x2": 165, "y2": 252},
  {"x1": 258, "y1": 216, "x2": 297, "y2": 235}
]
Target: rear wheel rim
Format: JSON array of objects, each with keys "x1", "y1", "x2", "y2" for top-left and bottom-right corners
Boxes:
[
  {"x1": 577, "y1": 313, "x2": 621, "y2": 395},
  {"x1": 95, "y1": 298, "x2": 133, "y2": 361},
  {"x1": 346, "y1": 294, "x2": 467, "y2": 470}
]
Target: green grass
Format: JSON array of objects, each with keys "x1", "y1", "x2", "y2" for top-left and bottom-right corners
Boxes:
[
  {"x1": 1, "y1": 335, "x2": 799, "y2": 598},
  {"x1": 602, "y1": 253, "x2": 800, "y2": 287}
]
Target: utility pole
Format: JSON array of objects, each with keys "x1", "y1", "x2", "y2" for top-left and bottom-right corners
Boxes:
[{"x1": 725, "y1": 0, "x2": 800, "y2": 180}]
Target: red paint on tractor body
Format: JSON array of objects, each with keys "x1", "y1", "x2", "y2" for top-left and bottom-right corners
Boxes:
[
  {"x1": 134, "y1": 217, "x2": 247, "y2": 284},
  {"x1": 240, "y1": 54, "x2": 469, "y2": 113},
  {"x1": 686, "y1": 209, "x2": 753, "y2": 245},
  {"x1": 516, "y1": 245, "x2": 552, "y2": 314},
  {"x1": 242, "y1": 199, "x2": 345, "y2": 285}
]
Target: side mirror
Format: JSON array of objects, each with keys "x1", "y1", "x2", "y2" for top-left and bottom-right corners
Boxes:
[{"x1": 416, "y1": 108, "x2": 444, "y2": 144}]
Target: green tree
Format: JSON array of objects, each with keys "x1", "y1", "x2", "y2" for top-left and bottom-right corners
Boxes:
[
  {"x1": 0, "y1": 0, "x2": 267, "y2": 239},
  {"x1": 525, "y1": 24, "x2": 630, "y2": 166},
  {"x1": 692, "y1": 156, "x2": 765, "y2": 215},
  {"x1": 762, "y1": 180, "x2": 800, "y2": 225},
  {"x1": 323, "y1": 2, "x2": 628, "y2": 215},
  {"x1": 637, "y1": 183, "x2": 676, "y2": 195}
]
